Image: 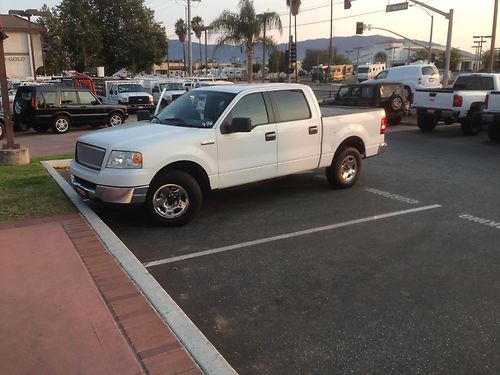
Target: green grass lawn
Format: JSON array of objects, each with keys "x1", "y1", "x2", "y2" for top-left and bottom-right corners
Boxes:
[{"x1": 0, "y1": 153, "x2": 76, "y2": 223}]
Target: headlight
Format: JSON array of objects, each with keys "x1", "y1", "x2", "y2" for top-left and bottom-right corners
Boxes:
[
  {"x1": 106, "y1": 150, "x2": 142, "y2": 169},
  {"x1": 120, "y1": 97, "x2": 129, "y2": 103}
]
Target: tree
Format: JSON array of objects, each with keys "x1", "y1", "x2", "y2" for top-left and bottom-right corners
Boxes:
[
  {"x1": 410, "y1": 49, "x2": 430, "y2": 63},
  {"x1": 268, "y1": 50, "x2": 287, "y2": 73},
  {"x1": 211, "y1": 0, "x2": 263, "y2": 82},
  {"x1": 175, "y1": 19, "x2": 187, "y2": 73},
  {"x1": 191, "y1": 16, "x2": 204, "y2": 66},
  {"x1": 374, "y1": 51, "x2": 387, "y2": 64},
  {"x1": 256, "y1": 11, "x2": 282, "y2": 82},
  {"x1": 482, "y1": 49, "x2": 500, "y2": 71},
  {"x1": 435, "y1": 47, "x2": 461, "y2": 71}
]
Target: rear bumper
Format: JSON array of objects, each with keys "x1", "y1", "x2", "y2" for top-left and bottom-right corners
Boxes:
[
  {"x1": 416, "y1": 108, "x2": 459, "y2": 119},
  {"x1": 71, "y1": 175, "x2": 148, "y2": 204},
  {"x1": 378, "y1": 142, "x2": 388, "y2": 155}
]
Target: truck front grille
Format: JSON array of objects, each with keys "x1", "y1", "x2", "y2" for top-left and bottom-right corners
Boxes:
[
  {"x1": 76, "y1": 142, "x2": 106, "y2": 171},
  {"x1": 129, "y1": 96, "x2": 149, "y2": 105}
]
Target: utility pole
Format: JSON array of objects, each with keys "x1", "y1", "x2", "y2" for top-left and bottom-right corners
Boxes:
[
  {"x1": 489, "y1": 0, "x2": 499, "y2": 72},
  {"x1": 353, "y1": 46, "x2": 362, "y2": 64},
  {"x1": 474, "y1": 36, "x2": 491, "y2": 71},
  {"x1": 328, "y1": 0, "x2": 333, "y2": 82},
  {"x1": 186, "y1": 0, "x2": 201, "y2": 77}
]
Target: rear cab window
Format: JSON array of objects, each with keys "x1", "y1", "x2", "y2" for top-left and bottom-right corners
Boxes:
[
  {"x1": 453, "y1": 76, "x2": 494, "y2": 91},
  {"x1": 272, "y1": 90, "x2": 311, "y2": 122}
]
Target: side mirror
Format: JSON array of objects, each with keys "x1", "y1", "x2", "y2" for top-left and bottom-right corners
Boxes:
[
  {"x1": 228, "y1": 117, "x2": 252, "y2": 133},
  {"x1": 109, "y1": 89, "x2": 114, "y2": 95},
  {"x1": 152, "y1": 87, "x2": 159, "y2": 93},
  {"x1": 137, "y1": 110, "x2": 151, "y2": 121}
]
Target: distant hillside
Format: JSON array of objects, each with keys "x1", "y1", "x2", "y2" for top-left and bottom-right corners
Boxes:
[{"x1": 166, "y1": 35, "x2": 441, "y2": 63}]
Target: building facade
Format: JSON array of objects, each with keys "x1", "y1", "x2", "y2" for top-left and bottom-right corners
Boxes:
[{"x1": 1, "y1": 14, "x2": 44, "y2": 79}]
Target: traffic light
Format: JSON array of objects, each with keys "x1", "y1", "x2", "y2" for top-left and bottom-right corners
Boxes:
[
  {"x1": 344, "y1": 0, "x2": 352, "y2": 9},
  {"x1": 356, "y1": 22, "x2": 364, "y2": 35},
  {"x1": 290, "y1": 42, "x2": 297, "y2": 63}
]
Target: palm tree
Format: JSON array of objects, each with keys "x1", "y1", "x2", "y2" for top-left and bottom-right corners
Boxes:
[
  {"x1": 210, "y1": 0, "x2": 262, "y2": 82},
  {"x1": 191, "y1": 16, "x2": 204, "y2": 69},
  {"x1": 256, "y1": 11, "x2": 282, "y2": 82},
  {"x1": 175, "y1": 19, "x2": 187, "y2": 73}
]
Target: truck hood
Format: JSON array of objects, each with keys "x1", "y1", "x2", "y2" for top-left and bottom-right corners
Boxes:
[
  {"x1": 119, "y1": 92, "x2": 152, "y2": 98},
  {"x1": 77, "y1": 121, "x2": 204, "y2": 151},
  {"x1": 163, "y1": 90, "x2": 186, "y2": 97}
]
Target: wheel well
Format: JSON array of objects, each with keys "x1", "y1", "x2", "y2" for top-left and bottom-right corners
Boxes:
[
  {"x1": 52, "y1": 112, "x2": 71, "y2": 121},
  {"x1": 469, "y1": 102, "x2": 484, "y2": 112},
  {"x1": 153, "y1": 161, "x2": 211, "y2": 192},
  {"x1": 336, "y1": 137, "x2": 365, "y2": 158}
]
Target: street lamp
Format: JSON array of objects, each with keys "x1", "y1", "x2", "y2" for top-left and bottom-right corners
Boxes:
[
  {"x1": 410, "y1": 4, "x2": 434, "y2": 63},
  {"x1": 8, "y1": 9, "x2": 49, "y2": 80}
]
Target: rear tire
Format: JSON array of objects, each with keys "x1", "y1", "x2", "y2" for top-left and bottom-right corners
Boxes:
[
  {"x1": 460, "y1": 110, "x2": 482, "y2": 136},
  {"x1": 146, "y1": 170, "x2": 202, "y2": 226},
  {"x1": 326, "y1": 147, "x2": 362, "y2": 189},
  {"x1": 388, "y1": 116, "x2": 402, "y2": 126},
  {"x1": 488, "y1": 123, "x2": 500, "y2": 141},
  {"x1": 52, "y1": 115, "x2": 71, "y2": 134},
  {"x1": 417, "y1": 113, "x2": 437, "y2": 132}
]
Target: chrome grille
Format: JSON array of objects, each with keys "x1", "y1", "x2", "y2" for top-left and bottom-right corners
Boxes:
[
  {"x1": 129, "y1": 96, "x2": 149, "y2": 105},
  {"x1": 76, "y1": 142, "x2": 106, "y2": 171}
]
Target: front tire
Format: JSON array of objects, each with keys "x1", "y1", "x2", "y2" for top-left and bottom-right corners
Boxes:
[
  {"x1": 52, "y1": 115, "x2": 71, "y2": 134},
  {"x1": 146, "y1": 170, "x2": 202, "y2": 226},
  {"x1": 326, "y1": 147, "x2": 362, "y2": 189},
  {"x1": 108, "y1": 112, "x2": 124, "y2": 127},
  {"x1": 461, "y1": 110, "x2": 482, "y2": 136}
]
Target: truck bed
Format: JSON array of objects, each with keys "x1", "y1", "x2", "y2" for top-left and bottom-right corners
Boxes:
[{"x1": 320, "y1": 105, "x2": 381, "y2": 117}]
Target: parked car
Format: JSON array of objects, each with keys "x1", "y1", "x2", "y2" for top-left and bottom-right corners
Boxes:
[
  {"x1": 356, "y1": 62, "x2": 386, "y2": 82},
  {"x1": 322, "y1": 81, "x2": 405, "y2": 125},
  {"x1": 93, "y1": 78, "x2": 154, "y2": 111},
  {"x1": 12, "y1": 85, "x2": 128, "y2": 134},
  {"x1": 71, "y1": 83, "x2": 387, "y2": 225},
  {"x1": 412, "y1": 73, "x2": 500, "y2": 135},
  {"x1": 373, "y1": 64, "x2": 442, "y2": 101},
  {"x1": 0, "y1": 111, "x2": 4, "y2": 140}
]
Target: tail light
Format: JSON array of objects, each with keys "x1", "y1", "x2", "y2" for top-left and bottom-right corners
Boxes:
[
  {"x1": 453, "y1": 95, "x2": 463, "y2": 107},
  {"x1": 485, "y1": 94, "x2": 489, "y2": 110},
  {"x1": 31, "y1": 95, "x2": 37, "y2": 109},
  {"x1": 380, "y1": 116, "x2": 387, "y2": 134}
]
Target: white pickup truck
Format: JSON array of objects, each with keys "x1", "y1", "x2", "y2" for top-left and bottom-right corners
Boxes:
[
  {"x1": 70, "y1": 84, "x2": 387, "y2": 225},
  {"x1": 413, "y1": 73, "x2": 500, "y2": 135},
  {"x1": 95, "y1": 80, "x2": 154, "y2": 111},
  {"x1": 482, "y1": 91, "x2": 500, "y2": 141}
]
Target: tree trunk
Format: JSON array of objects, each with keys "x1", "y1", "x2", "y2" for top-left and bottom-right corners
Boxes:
[
  {"x1": 182, "y1": 42, "x2": 186, "y2": 74},
  {"x1": 247, "y1": 44, "x2": 254, "y2": 83},
  {"x1": 262, "y1": 26, "x2": 266, "y2": 83}
]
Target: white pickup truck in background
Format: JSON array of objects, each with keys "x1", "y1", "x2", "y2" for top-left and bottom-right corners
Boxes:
[
  {"x1": 482, "y1": 91, "x2": 500, "y2": 141},
  {"x1": 94, "y1": 79, "x2": 155, "y2": 111},
  {"x1": 71, "y1": 83, "x2": 387, "y2": 225},
  {"x1": 412, "y1": 73, "x2": 500, "y2": 135}
]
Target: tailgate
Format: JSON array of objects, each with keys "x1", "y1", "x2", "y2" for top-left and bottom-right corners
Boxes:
[{"x1": 413, "y1": 90, "x2": 454, "y2": 109}]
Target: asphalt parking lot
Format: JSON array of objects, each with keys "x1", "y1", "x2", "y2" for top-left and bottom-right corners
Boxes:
[{"x1": 73, "y1": 123, "x2": 500, "y2": 374}]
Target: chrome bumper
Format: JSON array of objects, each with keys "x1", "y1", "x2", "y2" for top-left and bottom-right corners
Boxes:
[{"x1": 71, "y1": 175, "x2": 148, "y2": 204}]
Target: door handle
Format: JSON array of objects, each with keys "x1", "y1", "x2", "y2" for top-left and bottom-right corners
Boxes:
[
  {"x1": 265, "y1": 132, "x2": 276, "y2": 141},
  {"x1": 309, "y1": 126, "x2": 318, "y2": 135}
]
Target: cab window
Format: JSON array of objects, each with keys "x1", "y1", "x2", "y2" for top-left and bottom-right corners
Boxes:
[
  {"x1": 60, "y1": 91, "x2": 78, "y2": 105},
  {"x1": 375, "y1": 70, "x2": 388, "y2": 80},
  {"x1": 78, "y1": 91, "x2": 99, "y2": 105},
  {"x1": 272, "y1": 90, "x2": 311, "y2": 122},
  {"x1": 36, "y1": 91, "x2": 56, "y2": 108},
  {"x1": 222, "y1": 93, "x2": 269, "y2": 129}
]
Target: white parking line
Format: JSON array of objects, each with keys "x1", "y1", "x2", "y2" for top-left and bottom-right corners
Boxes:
[
  {"x1": 459, "y1": 214, "x2": 500, "y2": 229},
  {"x1": 144, "y1": 204, "x2": 442, "y2": 268},
  {"x1": 363, "y1": 187, "x2": 420, "y2": 204}
]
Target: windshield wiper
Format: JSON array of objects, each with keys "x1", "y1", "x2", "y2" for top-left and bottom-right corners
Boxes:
[{"x1": 162, "y1": 117, "x2": 189, "y2": 126}]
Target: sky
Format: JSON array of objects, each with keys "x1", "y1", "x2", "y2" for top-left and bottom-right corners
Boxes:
[{"x1": 1, "y1": 0, "x2": 497, "y2": 54}]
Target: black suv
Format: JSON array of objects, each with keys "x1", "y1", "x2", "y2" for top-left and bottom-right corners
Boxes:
[
  {"x1": 322, "y1": 81, "x2": 406, "y2": 125},
  {"x1": 0, "y1": 111, "x2": 4, "y2": 140},
  {"x1": 13, "y1": 85, "x2": 128, "y2": 134}
]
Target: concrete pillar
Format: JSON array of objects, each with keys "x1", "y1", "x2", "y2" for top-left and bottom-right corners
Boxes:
[{"x1": 0, "y1": 148, "x2": 30, "y2": 165}]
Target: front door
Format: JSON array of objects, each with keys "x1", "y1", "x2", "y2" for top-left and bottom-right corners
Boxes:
[
  {"x1": 216, "y1": 92, "x2": 277, "y2": 188},
  {"x1": 77, "y1": 90, "x2": 107, "y2": 125}
]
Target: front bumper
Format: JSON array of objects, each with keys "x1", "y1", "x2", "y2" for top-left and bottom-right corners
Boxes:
[{"x1": 71, "y1": 175, "x2": 148, "y2": 204}]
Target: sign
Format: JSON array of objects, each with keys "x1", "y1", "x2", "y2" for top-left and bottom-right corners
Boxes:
[
  {"x1": 6, "y1": 56, "x2": 26, "y2": 61},
  {"x1": 386, "y1": 2, "x2": 409, "y2": 12}
]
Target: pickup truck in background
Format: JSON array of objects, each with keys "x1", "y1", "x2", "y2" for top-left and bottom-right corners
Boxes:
[
  {"x1": 412, "y1": 73, "x2": 500, "y2": 135},
  {"x1": 93, "y1": 79, "x2": 154, "y2": 111},
  {"x1": 482, "y1": 91, "x2": 500, "y2": 141},
  {"x1": 71, "y1": 83, "x2": 387, "y2": 225}
]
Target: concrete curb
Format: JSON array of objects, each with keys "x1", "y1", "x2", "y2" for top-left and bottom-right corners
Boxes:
[{"x1": 42, "y1": 159, "x2": 237, "y2": 375}]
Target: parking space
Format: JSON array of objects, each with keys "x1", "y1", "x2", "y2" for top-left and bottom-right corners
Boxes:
[{"x1": 68, "y1": 125, "x2": 500, "y2": 374}]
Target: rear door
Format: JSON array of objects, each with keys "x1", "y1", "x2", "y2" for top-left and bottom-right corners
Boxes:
[
  {"x1": 270, "y1": 89, "x2": 321, "y2": 176},
  {"x1": 216, "y1": 92, "x2": 277, "y2": 188}
]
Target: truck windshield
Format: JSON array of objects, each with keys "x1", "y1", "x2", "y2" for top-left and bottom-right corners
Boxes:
[
  {"x1": 152, "y1": 90, "x2": 236, "y2": 128},
  {"x1": 117, "y1": 84, "x2": 145, "y2": 93},
  {"x1": 357, "y1": 67, "x2": 369, "y2": 74},
  {"x1": 159, "y1": 83, "x2": 185, "y2": 91}
]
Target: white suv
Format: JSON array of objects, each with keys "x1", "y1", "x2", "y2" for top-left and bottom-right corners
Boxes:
[{"x1": 371, "y1": 64, "x2": 442, "y2": 101}]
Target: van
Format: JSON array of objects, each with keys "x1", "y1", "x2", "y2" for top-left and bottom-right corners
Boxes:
[
  {"x1": 372, "y1": 64, "x2": 441, "y2": 101},
  {"x1": 356, "y1": 63, "x2": 386, "y2": 82}
]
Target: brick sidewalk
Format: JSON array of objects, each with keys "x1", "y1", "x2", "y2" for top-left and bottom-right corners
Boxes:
[{"x1": 0, "y1": 214, "x2": 202, "y2": 375}]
